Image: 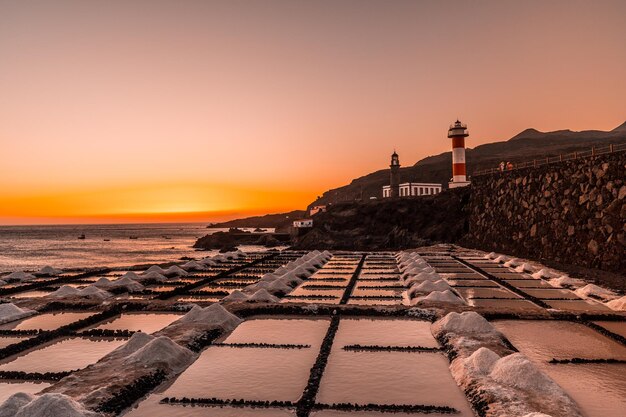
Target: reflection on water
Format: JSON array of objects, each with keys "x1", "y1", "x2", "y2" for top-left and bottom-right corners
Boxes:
[
  {"x1": 0, "y1": 223, "x2": 271, "y2": 272},
  {"x1": 455, "y1": 287, "x2": 519, "y2": 299},
  {"x1": 494, "y1": 320, "x2": 626, "y2": 417},
  {"x1": 0, "y1": 336, "x2": 30, "y2": 349},
  {"x1": 317, "y1": 351, "x2": 473, "y2": 415},
  {"x1": 0, "y1": 312, "x2": 95, "y2": 331},
  {"x1": 224, "y1": 318, "x2": 329, "y2": 348},
  {"x1": 333, "y1": 319, "x2": 438, "y2": 348},
  {"x1": 312, "y1": 411, "x2": 466, "y2": 417},
  {"x1": 592, "y1": 321, "x2": 626, "y2": 339},
  {"x1": 347, "y1": 298, "x2": 401, "y2": 306},
  {"x1": 493, "y1": 320, "x2": 626, "y2": 361},
  {"x1": 124, "y1": 397, "x2": 296, "y2": 417},
  {"x1": 0, "y1": 337, "x2": 126, "y2": 373},
  {"x1": 93, "y1": 313, "x2": 183, "y2": 333},
  {"x1": 468, "y1": 299, "x2": 542, "y2": 310},
  {"x1": 0, "y1": 381, "x2": 51, "y2": 403},
  {"x1": 545, "y1": 299, "x2": 610, "y2": 312},
  {"x1": 542, "y1": 363, "x2": 626, "y2": 417},
  {"x1": 165, "y1": 346, "x2": 318, "y2": 401}
]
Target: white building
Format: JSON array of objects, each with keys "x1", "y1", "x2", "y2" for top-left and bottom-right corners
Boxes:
[
  {"x1": 293, "y1": 219, "x2": 313, "y2": 228},
  {"x1": 382, "y1": 182, "x2": 442, "y2": 198}
]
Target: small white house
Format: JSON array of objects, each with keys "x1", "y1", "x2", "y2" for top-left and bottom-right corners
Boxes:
[
  {"x1": 293, "y1": 219, "x2": 313, "y2": 228},
  {"x1": 382, "y1": 183, "x2": 442, "y2": 198}
]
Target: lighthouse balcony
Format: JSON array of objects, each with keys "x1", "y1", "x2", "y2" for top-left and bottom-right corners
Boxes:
[{"x1": 448, "y1": 128, "x2": 468, "y2": 137}]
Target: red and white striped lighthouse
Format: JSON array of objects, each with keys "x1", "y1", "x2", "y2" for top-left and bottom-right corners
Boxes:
[{"x1": 448, "y1": 120, "x2": 471, "y2": 188}]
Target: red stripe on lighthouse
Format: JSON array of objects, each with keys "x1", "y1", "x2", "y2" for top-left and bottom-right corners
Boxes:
[
  {"x1": 452, "y1": 163, "x2": 466, "y2": 176},
  {"x1": 451, "y1": 137, "x2": 465, "y2": 148}
]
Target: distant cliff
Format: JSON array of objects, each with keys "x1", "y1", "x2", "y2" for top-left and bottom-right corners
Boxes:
[
  {"x1": 209, "y1": 210, "x2": 306, "y2": 233},
  {"x1": 309, "y1": 122, "x2": 626, "y2": 208}
]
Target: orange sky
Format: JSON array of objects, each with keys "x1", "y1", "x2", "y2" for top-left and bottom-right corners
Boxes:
[{"x1": 1, "y1": 1, "x2": 625, "y2": 225}]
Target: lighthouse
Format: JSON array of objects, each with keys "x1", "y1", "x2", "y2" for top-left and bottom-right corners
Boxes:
[
  {"x1": 389, "y1": 151, "x2": 400, "y2": 197},
  {"x1": 448, "y1": 120, "x2": 471, "y2": 188}
]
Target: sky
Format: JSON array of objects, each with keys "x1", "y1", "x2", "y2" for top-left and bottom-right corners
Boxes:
[{"x1": 1, "y1": 0, "x2": 625, "y2": 225}]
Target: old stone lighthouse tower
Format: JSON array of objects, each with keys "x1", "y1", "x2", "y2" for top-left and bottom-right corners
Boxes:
[{"x1": 389, "y1": 151, "x2": 400, "y2": 197}]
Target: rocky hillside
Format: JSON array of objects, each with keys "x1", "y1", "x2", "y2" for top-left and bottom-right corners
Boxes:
[
  {"x1": 294, "y1": 187, "x2": 470, "y2": 250},
  {"x1": 209, "y1": 210, "x2": 306, "y2": 232},
  {"x1": 309, "y1": 122, "x2": 626, "y2": 208}
]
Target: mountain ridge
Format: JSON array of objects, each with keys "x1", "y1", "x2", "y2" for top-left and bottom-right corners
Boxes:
[{"x1": 308, "y1": 121, "x2": 626, "y2": 208}]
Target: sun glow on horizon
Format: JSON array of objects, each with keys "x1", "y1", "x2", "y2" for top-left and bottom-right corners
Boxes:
[{"x1": 0, "y1": 181, "x2": 317, "y2": 225}]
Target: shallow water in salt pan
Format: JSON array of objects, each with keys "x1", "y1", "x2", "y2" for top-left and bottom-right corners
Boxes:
[
  {"x1": 468, "y1": 299, "x2": 542, "y2": 310},
  {"x1": 494, "y1": 320, "x2": 626, "y2": 417},
  {"x1": 317, "y1": 351, "x2": 473, "y2": 415},
  {"x1": 592, "y1": 321, "x2": 626, "y2": 339},
  {"x1": 92, "y1": 313, "x2": 183, "y2": 333},
  {"x1": 0, "y1": 381, "x2": 51, "y2": 403},
  {"x1": 333, "y1": 319, "x2": 438, "y2": 348},
  {"x1": 493, "y1": 320, "x2": 626, "y2": 362},
  {"x1": 347, "y1": 298, "x2": 401, "y2": 305},
  {"x1": 8, "y1": 290, "x2": 52, "y2": 298},
  {"x1": 0, "y1": 336, "x2": 30, "y2": 349},
  {"x1": 165, "y1": 346, "x2": 317, "y2": 402},
  {"x1": 0, "y1": 337, "x2": 125, "y2": 372},
  {"x1": 311, "y1": 411, "x2": 466, "y2": 417},
  {"x1": 540, "y1": 363, "x2": 626, "y2": 417},
  {"x1": 124, "y1": 399, "x2": 295, "y2": 417},
  {"x1": 0, "y1": 312, "x2": 94, "y2": 331},
  {"x1": 223, "y1": 318, "x2": 329, "y2": 347}
]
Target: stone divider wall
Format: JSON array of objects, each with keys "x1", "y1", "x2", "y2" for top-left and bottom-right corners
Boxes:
[{"x1": 463, "y1": 150, "x2": 625, "y2": 274}]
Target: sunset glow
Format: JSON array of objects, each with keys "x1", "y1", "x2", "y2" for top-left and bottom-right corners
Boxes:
[{"x1": 2, "y1": 0, "x2": 625, "y2": 224}]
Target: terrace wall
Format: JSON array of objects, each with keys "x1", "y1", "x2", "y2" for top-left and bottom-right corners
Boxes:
[{"x1": 464, "y1": 151, "x2": 626, "y2": 274}]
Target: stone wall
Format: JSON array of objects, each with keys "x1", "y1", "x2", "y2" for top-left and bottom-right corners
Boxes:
[{"x1": 464, "y1": 151, "x2": 626, "y2": 274}]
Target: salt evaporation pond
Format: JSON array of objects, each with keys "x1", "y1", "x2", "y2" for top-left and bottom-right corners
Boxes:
[
  {"x1": 316, "y1": 351, "x2": 474, "y2": 416},
  {"x1": 494, "y1": 320, "x2": 626, "y2": 417},
  {"x1": 124, "y1": 398, "x2": 296, "y2": 417},
  {"x1": 351, "y1": 288, "x2": 401, "y2": 297},
  {"x1": 347, "y1": 298, "x2": 401, "y2": 306},
  {"x1": 9, "y1": 290, "x2": 52, "y2": 299},
  {"x1": 468, "y1": 299, "x2": 542, "y2": 310},
  {"x1": 592, "y1": 321, "x2": 626, "y2": 339},
  {"x1": 311, "y1": 411, "x2": 467, "y2": 417},
  {"x1": 333, "y1": 319, "x2": 439, "y2": 348},
  {"x1": 92, "y1": 313, "x2": 183, "y2": 333},
  {"x1": 493, "y1": 320, "x2": 626, "y2": 361},
  {"x1": 0, "y1": 336, "x2": 30, "y2": 349},
  {"x1": 0, "y1": 312, "x2": 94, "y2": 331},
  {"x1": 537, "y1": 363, "x2": 626, "y2": 417},
  {"x1": 545, "y1": 299, "x2": 610, "y2": 311},
  {"x1": 354, "y1": 280, "x2": 402, "y2": 287},
  {"x1": 0, "y1": 381, "x2": 51, "y2": 403},
  {"x1": 0, "y1": 337, "x2": 126, "y2": 373},
  {"x1": 289, "y1": 287, "x2": 345, "y2": 298},
  {"x1": 164, "y1": 346, "x2": 318, "y2": 401},
  {"x1": 223, "y1": 318, "x2": 329, "y2": 347},
  {"x1": 455, "y1": 287, "x2": 520, "y2": 299}
]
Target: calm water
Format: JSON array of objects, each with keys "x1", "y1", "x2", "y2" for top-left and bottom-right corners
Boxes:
[
  {"x1": 494, "y1": 320, "x2": 626, "y2": 417},
  {"x1": 0, "y1": 223, "x2": 267, "y2": 272}
]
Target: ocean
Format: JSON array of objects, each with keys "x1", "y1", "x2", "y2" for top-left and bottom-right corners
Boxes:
[{"x1": 0, "y1": 223, "x2": 264, "y2": 272}]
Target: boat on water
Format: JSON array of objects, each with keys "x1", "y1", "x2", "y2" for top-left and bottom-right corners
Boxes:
[{"x1": 78, "y1": 234, "x2": 86, "y2": 240}]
